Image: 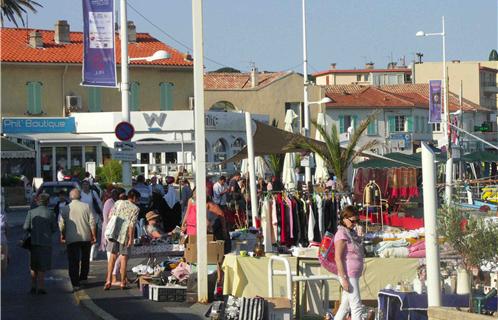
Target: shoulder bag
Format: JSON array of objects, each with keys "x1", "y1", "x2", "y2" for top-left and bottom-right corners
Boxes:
[{"x1": 105, "y1": 201, "x2": 123, "y2": 242}]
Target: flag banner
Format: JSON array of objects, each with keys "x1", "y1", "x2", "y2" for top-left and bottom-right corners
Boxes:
[
  {"x1": 429, "y1": 80, "x2": 442, "y2": 123},
  {"x1": 82, "y1": 0, "x2": 117, "y2": 87}
]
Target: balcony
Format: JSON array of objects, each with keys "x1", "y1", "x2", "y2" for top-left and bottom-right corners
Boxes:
[{"x1": 482, "y1": 81, "x2": 498, "y2": 93}]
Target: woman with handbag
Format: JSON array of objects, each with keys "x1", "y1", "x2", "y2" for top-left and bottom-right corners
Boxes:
[
  {"x1": 23, "y1": 193, "x2": 58, "y2": 294},
  {"x1": 334, "y1": 205, "x2": 365, "y2": 320}
]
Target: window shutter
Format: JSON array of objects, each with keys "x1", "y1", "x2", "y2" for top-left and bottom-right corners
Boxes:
[
  {"x1": 388, "y1": 116, "x2": 395, "y2": 132},
  {"x1": 367, "y1": 119, "x2": 377, "y2": 136},
  {"x1": 414, "y1": 116, "x2": 419, "y2": 132},
  {"x1": 406, "y1": 115, "x2": 413, "y2": 132},
  {"x1": 130, "y1": 82, "x2": 140, "y2": 111},
  {"x1": 352, "y1": 115, "x2": 358, "y2": 129},
  {"x1": 88, "y1": 87, "x2": 101, "y2": 112},
  {"x1": 160, "y1": 82, "x2": 174, "y2": 111},
  {"x1": 339, "y1": 115, "x2": 345, "y2": 133},
  {"x1": 27, "y1": 81, "x2": 42, "y2": 114}
]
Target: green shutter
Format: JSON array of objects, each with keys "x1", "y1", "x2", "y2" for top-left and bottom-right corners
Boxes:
[
  {"x1": 406, "y1": 115, "x2": 413, "y2": 132},
  {"x1": 339, "y1": 115, "x2": 345, "y2": 133},
  {"x1": 88, "y1": 87, "x2": 101, "y2": 112},
  {"x1": 367, "y1": 119, "x2": 377, "y2": 136},
  {"x1": 388, "y1": 116, "x2": 395, "y2": 132},
  {"x1": 352, "y1": 115, "x2": 358, "y2": 129},
  {"x1": 27, "y1": 81, "x2": 42, "y2": 114},
  {"x1": 130, "y1": 81, "x2": 140, "y2": 111},
  {"x1": 160, "y1": 82, "x2": 174, "y2": 111},
  {"x1": 414, "y1": 116, "x2": 419, "y2": 132}
]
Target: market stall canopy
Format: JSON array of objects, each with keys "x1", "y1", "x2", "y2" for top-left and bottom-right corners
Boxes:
[
  {"x1": 461, "y1": 150, "x2": 498, "y2": 162},
  {"x1": 220, "y1": 120, "x2": 329, "y2": 165},
  {"x1": 1, "y1": 137, "x2": 35, "y2": 159},
  {"x1": 353, "y1": 152, "x2": 424, "y2": 169}
]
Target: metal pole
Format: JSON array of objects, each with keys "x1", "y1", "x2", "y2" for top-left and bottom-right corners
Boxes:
[
  {"x1": 245, "y1": 112, "x2": 258, "y2": 228},
  {"x1": 302, "y1": 0, "x2": 311, "y2": 184},
  {"x1": 421, "y1": 142, "x2": 441, "y2": 307},
  {"x1": 192, "y1": 0, "x2": 208, "y2": 303},
  {"x1": 442, "y1": 16, "x2": 452, "y2": 204},
  {"x1": 120, "y1": 0, "x2": 132, "y2": 188}
]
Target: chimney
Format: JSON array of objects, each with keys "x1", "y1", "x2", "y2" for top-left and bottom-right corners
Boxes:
[
  {"x1": 365, "y1": 62, "x2": 374, "y2": 69},
  {"x1": 127, "y1": 21, "x2": 136, "y2": 43},
  {"x1": 54, "y1": 20, "x2": 70, "y2": 44},
  {"x1": 330, "y1": 63, "x2": 337, "y2": 70},
  {"x1": 251, "y1": 67, "x2": 259, "y2": 88},
  {"x1": 387, "y1": 62, "x2": 397, "y2": 69},
  {"x1": 29, "y1": 30, "x2": 43, "y2": 48}
]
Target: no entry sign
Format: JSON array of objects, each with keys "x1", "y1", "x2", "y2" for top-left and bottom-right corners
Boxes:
[{"x1": 115, "y1": 121, "x2": 135, "y2": 141}]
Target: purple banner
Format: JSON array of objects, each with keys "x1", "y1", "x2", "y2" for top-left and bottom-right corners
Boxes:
[
  {"x1": 82, "y1": 0, "x2": 117, "y2": 87},
  {"x1": 429, "y1": 80, "x2": 442, "y2": 123}
]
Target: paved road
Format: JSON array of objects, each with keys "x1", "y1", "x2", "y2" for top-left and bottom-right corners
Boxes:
[{"x1": 1, "y1": 208, "x2": 96, "y2": 320}]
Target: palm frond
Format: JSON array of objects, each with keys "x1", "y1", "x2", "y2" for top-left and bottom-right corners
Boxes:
[{"x1": 1, "y1": 0, "x2": 42, "y2": 27}]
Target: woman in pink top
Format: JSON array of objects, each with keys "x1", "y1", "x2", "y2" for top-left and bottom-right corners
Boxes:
[
  {"x1": 181, "y1": 191, "x2": 224, "y2": 236},
  {"x1": 334, "y1": 205, "x2": 365, "y2": 320}
]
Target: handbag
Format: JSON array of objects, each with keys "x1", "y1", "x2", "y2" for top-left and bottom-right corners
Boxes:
[
  {"x1": 105, "y1": 201, "x2": 124, "y2": 242},
  {"x1": 20, "y1": 232, "x2": 31, "y2": 250},
  {"x1": 318, "y1": 231, "x2": 337, "y2": 274}
]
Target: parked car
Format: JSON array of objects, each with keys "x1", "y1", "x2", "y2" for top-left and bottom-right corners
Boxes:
[{"x1": 30, "y1": 181, "x2": 80, "y2": 210}]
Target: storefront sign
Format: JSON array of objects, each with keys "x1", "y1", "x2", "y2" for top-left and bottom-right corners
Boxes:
[
  {"x1": 429, "y1": 80, "x2": 442, "y2": 123},
  {"x1": 390, "y1": 133, "x2": 412, "y2": 149},
  {"x1": 82, "y1": 0, "x2": 117, "y2": 87},
  {"x1": 143, "y1": 113, "x2": 167, "y2": 131},
  {"x1": 2, "y1": 117, "x2": 76, "y2": 134}
]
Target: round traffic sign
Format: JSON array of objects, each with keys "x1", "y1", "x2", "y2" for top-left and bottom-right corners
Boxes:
[{"x1": 115, "y1": 121, "x2": 135, "y2": 141}]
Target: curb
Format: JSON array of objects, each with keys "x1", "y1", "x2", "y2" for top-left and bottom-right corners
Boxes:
[{"x1": 73, "y1": 288, "x2": 118, "y2": 320}]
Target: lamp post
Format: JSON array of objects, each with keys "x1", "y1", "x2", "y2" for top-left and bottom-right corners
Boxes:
[
  {"x1": 416, "y1": 16, "x2": 452, "y2": 203},
  {"x1": 306, "y1": 97, "x2": 332, "y2": 183},
  {"x1": 302, "y1": 0, "x2": 311, "y2": 184},
  {"x1": 119, "y1": 0, "x2": 169, "y2": 188}
]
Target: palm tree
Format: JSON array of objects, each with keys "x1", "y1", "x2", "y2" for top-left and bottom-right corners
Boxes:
[
  {"x1": 1, "y1": 0, "x2": 42, "y2": 27},
  {"x1": 294, "y1": 112, "x2": 379, "y2": 192}
]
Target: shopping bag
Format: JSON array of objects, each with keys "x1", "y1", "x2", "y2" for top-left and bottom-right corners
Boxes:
[
  {"x1": 105, "y1": 215, "x2": 118, "y2": 242},
  {"x1": 318, "y1": 231, "x2": 337, "y2": 274}
]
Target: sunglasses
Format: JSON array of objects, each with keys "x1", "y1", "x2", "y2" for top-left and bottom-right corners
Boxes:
[{"x1": 348, "y1": 218, "x2": 359, "y2": 224}]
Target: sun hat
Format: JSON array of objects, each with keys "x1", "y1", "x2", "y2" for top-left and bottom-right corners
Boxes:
[{"x1": 146, "y1": 211, "x2": 160, "y2": 221}]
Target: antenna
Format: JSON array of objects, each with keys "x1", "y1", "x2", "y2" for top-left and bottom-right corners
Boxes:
[{"x1": 416, "y1": 52, "x2": 424, "y2": 63}]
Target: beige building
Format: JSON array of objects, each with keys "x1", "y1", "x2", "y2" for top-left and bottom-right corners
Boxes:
[
  {"x1": 204, "y1": 69, "x2": 322, "y2": 133},
  {"x1": 413, "y1": 60, "x2": 498, "y2": 113},
  {"x1": 0, "y1": 21, "x2": 194, "y2": 117},
  {"x1": 313, "y1": 62, "x2": 412, "y2": 86}
]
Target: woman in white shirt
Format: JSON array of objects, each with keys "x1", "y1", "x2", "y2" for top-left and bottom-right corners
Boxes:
[{"x1": 80, "y1": 181, "x2": 102, "y2": 261}]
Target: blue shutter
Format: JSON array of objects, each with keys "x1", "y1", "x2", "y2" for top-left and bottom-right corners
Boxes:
[
  {"x1": 367, "y1": 119, "x2": 377, "y2": 136},
  {"x1": 406, "y1": 115, "x2": 413, "y2": 132},
  {"x1": 160, "y1": 82, "x2": 174, "y2": 111},
  {"x1": 130, "y1": 81, "x2": 140, "y2": 111},
  {"x1": 388, "y1": 116, "x2": 395, "y2": 132},
  {"x1": 339, "y1": 115, "x2": 345, "y2": 133},
  {"x1": 27, "y1": 81, "x2": 42, "y2": 114},
  {"x1": 88, "y1": 87, "x2": 101, "y2": 112}
]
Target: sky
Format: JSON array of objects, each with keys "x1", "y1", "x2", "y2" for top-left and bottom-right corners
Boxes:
[{"x1": 5, "y1": 0, "x2": 498, "y2": 73}]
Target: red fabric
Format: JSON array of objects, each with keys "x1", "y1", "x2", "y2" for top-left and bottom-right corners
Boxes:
[{"x1": 360, "y1": 211, "x2": 424, "y2": 230}]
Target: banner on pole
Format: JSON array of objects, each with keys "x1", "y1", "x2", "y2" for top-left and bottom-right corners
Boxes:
[
  {"x1": 429, "y1": 80, "x2": 442, "y2": 123},
  {"x1": 82, "y1": 0, "x2": 117, "y2": 87}
]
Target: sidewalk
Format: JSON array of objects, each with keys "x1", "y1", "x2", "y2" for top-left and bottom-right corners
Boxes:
[{"x1": 80, "y1": 258, "x2": 209, "y2": 320}]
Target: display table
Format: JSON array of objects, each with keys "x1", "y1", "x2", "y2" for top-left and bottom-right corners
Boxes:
[
  {"x1": 377, "y1": 289, "x2": 469, "y2": 320},
  {"x1": 130, "y1": 244, "x2": 184, "y2": 257},
  {"x1": 222, "y1": 254, "x2": 418, "y2": 300}
]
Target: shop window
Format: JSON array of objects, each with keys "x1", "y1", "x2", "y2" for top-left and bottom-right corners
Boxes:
[
  {"x1": 56, "y1": 147, "x2": 68, "y2": 171},
  {"x1": 231, "y1": 138, "x2": 245, "y2": 155},
  {"x1": 26, "y1": 81, "x2": 43, "y2": 115},
  {"x1": 41, "y1": 147, "x2": 53, "y2": 181},
  {"x1": 71, "y1": 146, "x2": 82, "y2": 168},
  {"x1": 130, "y1": 81, "x2": 140, "y2": 111},
  {"x1": 213, "y1": 139, "x2": 227, "y2": 164},
  {"x1": 85, "y1": 146, "x2": 97, "y2": 164},
  {"x1": 160, "y1": 82, "x2": 174, "y2": 110},
  {"x1": 88, "y1": 87, "x2": 102, "y2": 112}
]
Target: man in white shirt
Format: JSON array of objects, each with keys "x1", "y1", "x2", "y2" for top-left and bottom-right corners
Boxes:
[
  {"x1": 57, "y1": 167, "x2": 65, "y2": 182},
  {"x1": 79, "y1": 180, "x2": 102, "y2": 261},
  {"x1": 213, "y1": 176, "x2": 228, "y2": 208}
]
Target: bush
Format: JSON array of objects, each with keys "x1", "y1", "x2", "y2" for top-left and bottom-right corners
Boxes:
[
  {"x1": 96, "y1": 160, "x2": 122, "y2": 184},
  {"x1": 1, "y1": 175, "x2": 22, "y2": 187}
]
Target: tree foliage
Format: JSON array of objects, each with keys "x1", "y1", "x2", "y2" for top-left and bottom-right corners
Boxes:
[
  {"x1": 292, "y1": 111, "x2": 379, "y2": 191},
  {"x1": 1, "y1": 0, "x2": 42, "y2": 27},
  {"x1": 96, "y1": 160, "x2": 122, "y2": 185}
]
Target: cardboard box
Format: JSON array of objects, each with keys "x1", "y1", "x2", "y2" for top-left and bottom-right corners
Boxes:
[
  {"x1": 184, "y1": 240, "x2": 224, "y2": 264},
  {"x1": 266, "y1": 298, "x2": 292, "y2": 320},
  {"x1": 187, "y1": 234, "x2": 214, "y2": 244}
]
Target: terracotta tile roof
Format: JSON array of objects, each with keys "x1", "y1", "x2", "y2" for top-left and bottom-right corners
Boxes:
[
  {"x1": 313, "y1": 68, "x2": 411, "y2": 77},
  {"x1": 204, "y1": 71, "x2": 292, "y2": 90},
  {"x1": 324, "y1": 83, "x2": 487, "y2": 112},
  {"x1": 0, "y1": 27, "x2": 193, "y2": 67}
]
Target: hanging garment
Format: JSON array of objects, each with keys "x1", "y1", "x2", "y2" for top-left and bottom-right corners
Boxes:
[
  {"x1": 261, "y1": 199, "x2": 273, "y2": 247},
  {"x1": 271, "y1": 197, "x2": 278, "y2": 243},
  {"x1": 307, "y1": 201, "x2": 315, "y2": 243},
  {"x1": 284, "y1": 196, "x2": 294, "y2": 241},
  {"x1": 315, "y1": 194, "x2": 324, "y2": 236}
]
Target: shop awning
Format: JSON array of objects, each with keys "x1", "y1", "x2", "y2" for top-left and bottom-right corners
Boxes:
[
  {"x1": 461, "y1": 150, "x2": 498, "y2": 162},
  {"x1": 1, "y1": 137, "x2": 35, "y2": 158},
  {"x1": 354, "y1": 152, "x2": 422, "y2": 169},
  {"x1": 4, "y1": 133, "x2": 102, "y2": 144}
]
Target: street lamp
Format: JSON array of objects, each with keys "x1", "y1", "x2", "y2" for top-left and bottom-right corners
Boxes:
[
  {"x1": 309, "y1": 97, "x2": 332, "y2": 113},
  {"x1": 120, "y1": 0, "x2": 170, "y2": 187},
  {"x1": 416, "y1": 16, "x2": 452, "y2": 203}
]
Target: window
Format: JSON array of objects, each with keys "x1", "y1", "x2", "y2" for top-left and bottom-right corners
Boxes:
[
  {"x1": 231, "y1": 138, "x2": 245, "y2": 155},
  {"x1": 160, "y1": 82, "x2": 174, "y2": 110},
  {"x1": 389, "y1": 115, "x2": 409, "y2": 132},
  {"x1": 356, "y1": 74, "x2": 362, "y2": 82},
  {"x1": 367, "y1": 118, "x2": 378, "y2": 136},
  {"x1": 26, "y1": 81, "x2": 42, "y2": 114},
  {"x1": 432, "y1": 123, "x2": 442, "y2": 132},
  {"x1": 414, "y1": 116, "x2": 419, "y2": 132},
  {"x1": 364, "y1": 74, "x2": 369, "y2": 82},
  {"x1": 213, "y1": 139, "x2": 227, "y2": 166},
  {"x1": 88, "y1": 87, "x2": 101, "y2": 112},
  {"x1": 130, "y1": 81, "x2": 140, "y2": 111},
  {"x1": 339, "y1": 115, "x2": 357, "y2": 134}
]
